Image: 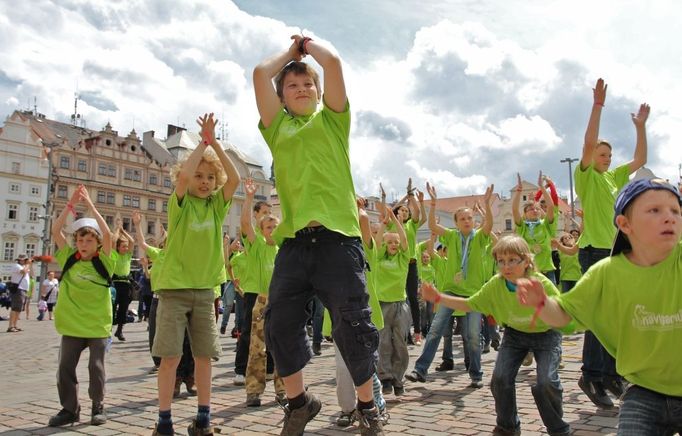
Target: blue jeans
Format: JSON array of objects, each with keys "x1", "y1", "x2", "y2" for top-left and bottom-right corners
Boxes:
[
  {"x1": 618, "y1": 385, "x2": 682, "y2": 435},
  {"x1": 220, "y1": 281, "x2": 236, "y2": 329},
  {"x1": 491, "y1": 328, "x2": 568, "y2": 435},
  {"x1": 414, "y1": 303, "x2": 482, "y2": 381},
  {"x1": 579, "y1": 246, "x2": 618, "y2": 382}
]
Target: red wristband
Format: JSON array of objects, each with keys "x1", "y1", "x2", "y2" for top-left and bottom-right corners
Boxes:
[
  {"x1": 66, "y1": 202, "x2": 76, "y2": 217},
  {"x1": 529, "y1": 295, "x2": 546, "y2": 329},
  {"x1": 434, "y1": 293, "x2": 442, "y2": 304},
  {"x1": 595, "y1": 102, "x2": 605, "y2": 107}
]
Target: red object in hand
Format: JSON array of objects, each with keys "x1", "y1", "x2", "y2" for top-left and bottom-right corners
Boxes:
[{"x1": 32, "y1": 255, "x2": 54, "y2": 263}]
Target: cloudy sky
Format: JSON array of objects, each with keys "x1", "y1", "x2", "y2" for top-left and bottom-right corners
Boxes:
[{"x1": 1, "y1": 0, "x2": 680, "y2": 201}]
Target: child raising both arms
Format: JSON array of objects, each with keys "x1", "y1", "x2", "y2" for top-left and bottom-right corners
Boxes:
[
  {"x1": 516, "y1": 178, "x2": 682, "y2": 436},
  {"x1": 152, "y1": 113, "x2": 240, "y2": 436},
  {"x1": 421, "y1": 235, "x2": 572, "y2": 436},
  {"x1": 48, "y1": 185, "x2": 114, "y2": 427},
  {"x1": 253, "y1": 34, "x2": 383, "y2": 435}
]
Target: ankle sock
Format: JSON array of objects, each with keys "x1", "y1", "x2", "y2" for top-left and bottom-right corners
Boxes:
[
  {"x1": 157, "y1": 410, "x2": 173, "y2": 434},
  {"x1": 288, "y1": 392, "x2": 307, "y2": 410},
  {"x1": 196, "y1": 405, "x2": 210, "y2": 428},
  {"x1": 356, "y1": 399, "x2": 375, "y2": 411}
]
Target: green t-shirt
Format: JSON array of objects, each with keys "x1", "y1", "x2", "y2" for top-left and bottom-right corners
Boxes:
[
  {"x1": 245, "y1": 235, "x2": 278, "y2": 295},
  {"x1": 230, "y1": 251, "x2": 246, "y2": 283},
  {"x1": 112, "y1": 250, "x2": 132, "y2": 276},
  {"x1": 417, "y1": 260, "x2": 436, "y2": 285},
  {"x1": 239, "y1": 235, "x2": 263, "y2": 295},
  {"x1": 155, "y1": 191, "x2": 230, "y2": 290},
  {"x1": 468, "y1": 273, "x2": 571, "y2": 333},
  {"x1": 557, "y1": 241, "x2": 682, "y2": 396},
  {"x1": 440, "y1": 229, "x2": 491, "y2": 296},
  {"x1": 574, "y1": 163, "x2": 630, "y2": 249},
  {"x1": 559, "y1": 252, "x2": 582, "y2": 282},
  {"x1": 516, "y1": 219, "x2": 555, "y2": 272},
  {"x1": 258, "y1": 102, "x2": 360, "y2": 244},
  {"x1": 54, "y1": 246, "x2": 115, "y2": 338},
  {"x1": 375, "y1": 245, "x2": 409, "y2": 302},
  {"x1": 146, "y1": 246, "x2": 164, "y2": 293}
]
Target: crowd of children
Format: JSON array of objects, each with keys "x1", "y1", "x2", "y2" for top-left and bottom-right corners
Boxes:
[{"x1": 37, "y1": 33, "x2": 681, "y2": 436}]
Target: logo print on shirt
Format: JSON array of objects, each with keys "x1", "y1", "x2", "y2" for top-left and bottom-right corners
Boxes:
[
  {"x1": 632, "y1": 305, "x2": 682, "y2": 331},
  {"x1": 189, "y1": 219, "x2": 214, "y2": 232}
]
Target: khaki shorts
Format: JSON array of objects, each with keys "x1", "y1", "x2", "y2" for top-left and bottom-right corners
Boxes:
[{"x1": 152, "y1": 289, "x2": 221, "y2": 358}]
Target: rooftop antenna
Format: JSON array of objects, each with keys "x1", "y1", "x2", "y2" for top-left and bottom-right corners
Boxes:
[
  {"x1": 220, "y1": 112, "x2": 225, "y2": 141},
  {"x1": 33, "y1": 97, "x2": 37, "y2": 115},
  {"x1": 70, "y1": 92, "x2": 81, "y2": 126}
]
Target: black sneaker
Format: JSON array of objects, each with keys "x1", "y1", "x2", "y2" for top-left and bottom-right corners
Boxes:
[
  {"x1": 90, "y1": 403, "x2": 106, "y2": 425},
  {"x1": 435, "y1": 360, "x2": 454, "y2": 372},
  {"x1": 578, "y1": 375, "x2": 614, "y2": 408},
  {"x1": 393, "y1": 385, "x2": 405, "y2": 396},
  {"x1": 280, "y1": 393, "x2": 321, "y2": 436},
  {"x1": 48, "y1": 407, "x2": 80, "y2": 427},
  {"x1": 381, "y1": 379, "x2": 393, "y2": 395},
  {"x1": 492, "y1": 425, "x2": 521, "y2": 435},
  {"x1": 491, "y1": 339, "x2": 500, "y2": 351},
  {"x1": 354, "y1": 407, "x2": 385, "y2": 436},
  {"x1": 220, "y1": 325, "x2": 226, "y2": 335},
  {"x1": 312, "y1": 342, "x2": 322, "y2": 356},
  {"x1": 405, "y1": 370, "x2": 426, "y2": 383},
  {"x1": 603, "y1": 376, "x2": 625, "y2": 398}
]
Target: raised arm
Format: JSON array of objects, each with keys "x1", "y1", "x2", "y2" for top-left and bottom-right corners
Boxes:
[
  {"x1": 118, "y1": 227, "x2": 135, "y2": 254},
  {"x1": 198, "y1": 113, "x2": 240, "y2": 201},
  {"x1": 175, "y1": 141, "x2": 208, "y2": 202},
  {"x1": 552, "y1": 238, "x2": 579, "y2": 256},
  {"x1": 51, "y1": 188, "x2": 81, "y2": 250},
  {"x1": 581, "y1": 78, "x2": 607, "y2": 170},
  {"x1": 131, "y1": 211, "x2": 150, "y2": 253},
  {"x1": 303, "y1": 36, "x2": 347, "y2": 113},
  {"x1": 386, "y1": 205, "x2": 408, "y2": 252},
  {"x1": 357, "y1": 198, "x2": 373, "y2": 248},
  {"x1": 626, "y1": 103, "x2": 650, "y2": 174},
  {"x1": 426, "y1": 182, "x2": 447, "y2": 236},
  {"x1": 537, "y1": 171, "x2": 554, "y2": 224},
  {"x1": 421, "y1": 282, "x2": 471, "y2": 313},
  {"x1": 512, "y1": 173, "x2": 523, "y2": 226},
  {"x1": 480, "y1": 184, "x2": 495, "y2": 235},
  {"x1": 79, "y1": 185, "x2": 112, "y2": 256},
  {"x1": 253, "y1": 39, "x2": 301, "y2": 128},
  {"x1": 240, "y1": 178, "x2": 257, "y2": 244},
  {"x1": 406, "y1": 178, "x2": 420, "y2": 223},
  {"x1": 417, "y1": 189, "x2": 427, "y2": 227}
]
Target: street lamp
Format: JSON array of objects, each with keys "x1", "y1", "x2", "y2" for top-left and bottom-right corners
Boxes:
[
  {"x1": 38, "y1": 140, "x2": 60, "y2": 283},
  {"x1": 560, "y1": 157, "x2": 579, "y2": 219}
]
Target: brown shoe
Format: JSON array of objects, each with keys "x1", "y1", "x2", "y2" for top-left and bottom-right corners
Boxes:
[
  {"x1": 184, "y1": 376, "x2": 197, "y2": 396},
  {"x1": 173, "y1": 378, "x2": 182, "y2": 398}
]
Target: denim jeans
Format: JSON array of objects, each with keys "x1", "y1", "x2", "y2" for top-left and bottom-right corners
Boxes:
[
  {"x1": 579, "y1": 246, "x2": 618, "y2": 382},
  {"x1": 442, "y1": 315, "x2": 454, "y2": 362},
  {"x1": 490, "y1": 328, "x2": 569, "y2": 435},
  {"x1": 618, "y1": 385, "x2": 682, "y2": 435},
  {"x1": 220, "y1": 281, "x2": 236, "y2": 329},
  {"x1": 542, "y1": 270, "x2": 557, "y2": 285},
  {"x1": 414, "y1": 303, "x2": 482, "y2": 381}
]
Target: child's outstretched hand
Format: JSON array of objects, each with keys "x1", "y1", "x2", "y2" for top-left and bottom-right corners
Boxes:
[
  {"x1": 420, "y1": 282, "x2": 440, "y2": 303},
  {"x1": 78, "y1": 185, "x2": 94, "y2": 209},
  {"x1": 483, "y1": 184, "x2": 494, "y2": 205},
  {"x1": 516, "y1": 277, "x2": 547, "y2": 308},
  {"x1": 244, "y1": 178, "x2": 257, "y2": 198},
  {"x1": 516, "y1": 173, "x2": 522, "y2": 192},
  {"x1": 416, "y1": 189, "x2": 424, "y2": 203},
  {"x1": 132, "y1": 211, "x2": 142, "y2": 226},
  {"x1": 289, "y1": 35, "x2": 306, "y2": 61},
  {"x1": 631, "y1": 103, "x2": 650, "y2": 128},
  {"x1": 197, "y1": 113, "x2": 217, "y2": 145},
  {"x1": 593, "y1": 78, "x2": 607, "y2": 106},
  {"x1": 426, "y1": 182, "x2": 437, "y2": 201}
]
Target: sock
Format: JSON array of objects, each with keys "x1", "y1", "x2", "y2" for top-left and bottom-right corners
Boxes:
[
  {"x1": 157, "y1": 410, "x2": 173, "y2": 434},
  {"x1": 196, "y1": 405, "x2": 210, "y2": 428},
  {"x1": 288, "y1": 392, "x2": 307, "y2": 410},
  {"x1": 356, "y1": 399, "x2": 375, "y2": 411}
]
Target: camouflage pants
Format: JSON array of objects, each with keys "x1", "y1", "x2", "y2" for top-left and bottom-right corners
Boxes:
[{"x1": 246, "y1": 295, "x2": 285, "y2": 396}]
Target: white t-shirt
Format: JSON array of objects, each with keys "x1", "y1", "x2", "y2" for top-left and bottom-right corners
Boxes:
[
  {"x1": 41, "y1": 279, "x2": 59, "y2": 304},
  {"x1": 10, "y1": 263, "x2": 29, "y2": 291}
]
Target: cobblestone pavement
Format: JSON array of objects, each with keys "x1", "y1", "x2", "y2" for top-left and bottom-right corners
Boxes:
[{"x1": 0, "y1": 315, "x2": 619, "y2": 435}]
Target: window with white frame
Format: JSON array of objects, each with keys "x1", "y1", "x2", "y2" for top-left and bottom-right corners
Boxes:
[
  {"x1": 162, "y1": 200, "x2": 168, "y2": 212},
  {"x1": 7, "y1": 203, "x2": 19, "y2": 220},
  {"x1": 57, "y1": 185, "x2": 68, "y2": 199},
  {"x1": 78, "y1": 159, "x2": 87, "y2": 172},
  {"x1": 60, "y1": 156, "x2": 70, "y2": 169},
  {"x1": 98, "y1": 163, "x2": 108, "y2": 176},
  {"x1": 30, "y1": 185, "x2": 40, "y2": 196},
  {"x1": 97, "y1": 191, "x2": 106, "y2": 203},
  {"x1": 148, "y1": 198, "x2": 156, "y2": 211},
  {"x1": 132, "y1": 196, "x2": 140, "y2": 208},
  {"x1": 133, "y1": 169, "x2": 141, "y2": 182},
  {"x1": 28, "y1": 206, "x2": 39, "y2": 222},
  {"x1": 163, "y1": 177, "x2": 171, "y2": 188},
  {"x1": 124, "y1": 168, "x2": 133, "y2": 180},
  {"x1": 9, "y1": 183, "x2": 20, "y2": 194},
  {"x1": 3, "y1": 241, "x2": 16, "y2": 261},
  {"x1": 149, "y1": 174, "x2": 158, "y2": 185},
  {"x1": 24, "y1": 242, "x2": 36, "y2": 258},
  {"x1": 123, "y1": 195, "x2": 131, "y2": 207},
  {"x1": 107, "y1": 165, "x2": 116, "y2": 177},
  {"x1": 106, "y1": 192, "x2": 115, "y2": 204}
]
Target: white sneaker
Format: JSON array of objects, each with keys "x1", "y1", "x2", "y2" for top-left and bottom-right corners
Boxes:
[{"x1": 233, "y1": 374, "x2": 245, "y2": 386}]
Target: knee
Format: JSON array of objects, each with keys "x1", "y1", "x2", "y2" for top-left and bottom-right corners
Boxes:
[{"x1": 334, "y1": 307, "x2": 379, "y2": 362}]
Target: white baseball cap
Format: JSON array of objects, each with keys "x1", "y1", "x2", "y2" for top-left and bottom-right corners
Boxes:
[{"x1": 70, "y1": 218, "x2": 102, "y2": 236}]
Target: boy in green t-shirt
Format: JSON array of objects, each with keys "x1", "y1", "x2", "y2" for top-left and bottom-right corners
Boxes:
[
  {"x1": 375, "y1": 205, "x2": 410, "y2": 396},
  {"x1": 111, "y1": 219, "x2": 134, "y2": 341},
  {"x1": 574, "y1": 78, "x2": 651, "y2": 409},
  {"x1": 48, "y1": 185, "x2": 114, "y2": 427},
  {"x1": 517, "y1": 178, "x2": 682, "y2": 435},
  {"x1": 552, "y1": 233, "x2": 581, "y2": 292},
  {"x1": 152, "y1": 113, "x2": 240, "y2": 436},
  {"x1": 421, "y1": 235, "x2": 571, "y2": 436},
  {"x1": 241, "y1": 178, "x2": 286, "y2": 408},
  {"x1": 253, "y1": 35, "x2": 382, "y2": 434}
]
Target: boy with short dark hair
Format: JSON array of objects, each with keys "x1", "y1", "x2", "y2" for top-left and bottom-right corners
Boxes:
[
  {"x1": 517, "y1": 178, "x2": 682, "y2": 435},
  {"x1": 254, "y1": 35, "x2": 382, "y2": 435}
]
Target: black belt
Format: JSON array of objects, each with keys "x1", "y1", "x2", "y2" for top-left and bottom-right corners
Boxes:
[{"x1": 295, "y1": 225, "x2": 326, "y2": 236}]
